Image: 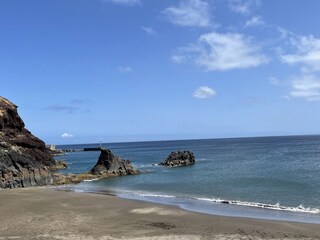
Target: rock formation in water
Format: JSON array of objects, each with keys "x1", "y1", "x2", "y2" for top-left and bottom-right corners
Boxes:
[
  {"x1": 0, "y1": 96, "x2": 56, "y2": 188},
  {"x1": 53, "y1": 149, "x2": 139, "y2": 185},
  {"x1": 159, "y1": 150, "x2": 196, "y2": 167},
  {"x1": 90, "y1": 149, "x2": 139, "y2": 176}
]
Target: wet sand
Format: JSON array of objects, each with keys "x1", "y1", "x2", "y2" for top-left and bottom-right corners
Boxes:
[{"x1": 0, "y1": 187, "x2": 320, "y2": 240}]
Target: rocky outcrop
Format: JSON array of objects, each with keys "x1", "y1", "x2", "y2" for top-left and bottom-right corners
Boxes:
[
  {"x1": 0, "y1": 96, "x2": 140, "y2": 189},
  {"x1": 49, "y1": 160, "x2": 68, "y2": 171},
  {"x1": 159, "y1": 150, "x2": 196, "y2": 167},
  {"x1": 90, "y1": 149, "x2": 139, "y2": 176},
  {"x1": 0, "y1": 96, "x2": 56, "y2": 188},
  {"x1": 52, "y1": 150, "x2": 139, "y2": 185}
]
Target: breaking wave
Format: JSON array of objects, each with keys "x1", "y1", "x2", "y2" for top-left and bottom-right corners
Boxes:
[
  {"x1": 194, "y1": 197, "x2": 320, "y2": 214},
  {"x1": 128, "y1": 192, "x2": 320, "y2": 215}
]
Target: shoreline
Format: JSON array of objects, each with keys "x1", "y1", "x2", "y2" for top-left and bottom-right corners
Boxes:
[
  {"x1": 1, "y1": 187, "x2": 320, "y2": 239},
  {"x1": 55, "y1": 183, "x2": 320, "y2": 225}
]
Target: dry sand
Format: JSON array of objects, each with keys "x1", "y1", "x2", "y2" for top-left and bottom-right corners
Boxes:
[{"x1": 0, "y1": 187, "x2": 320, "y2": 240}]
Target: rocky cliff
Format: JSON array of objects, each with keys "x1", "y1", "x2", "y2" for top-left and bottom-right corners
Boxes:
[
  {"x1": 90, "y1": 149, "x2": 139, "y2": 176},
  {"x1": 0, "y1": 96, "x2": 56, "y2": 188}
]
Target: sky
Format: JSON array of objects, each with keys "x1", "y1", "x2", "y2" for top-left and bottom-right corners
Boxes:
[{"x1": 1, "y1": 0, "x2": 320, "y2": 144}]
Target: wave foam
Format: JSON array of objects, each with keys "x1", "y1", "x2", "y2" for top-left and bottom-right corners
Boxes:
[
  {"x1": 137, "y1": 164, "x2": 159, "y2": 168},
  {"x1": 83, "y1": 178, "x2": 100, "y2": 182},
  {"x1": 195, "y1": 197, "x2": 320, "y2": 214},
  {"x1": 137, "y1": 193, "x2": 176, "y2": 198}
]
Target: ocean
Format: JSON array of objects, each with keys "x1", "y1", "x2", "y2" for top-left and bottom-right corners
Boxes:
[{"x1": 55, "y1": 135, "x2": 320, "y2": 224}]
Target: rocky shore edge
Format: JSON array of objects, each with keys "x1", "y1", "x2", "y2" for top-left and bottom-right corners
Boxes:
[
  {"x1": 1, "y1": 96, "x2": 196, "y2": 189},
  {"x1": 0, "y1": 96, "x2": 138, "y2": 189},
  {"x1": 53, "y1": 148, "x2": 139, "y2": 185}
]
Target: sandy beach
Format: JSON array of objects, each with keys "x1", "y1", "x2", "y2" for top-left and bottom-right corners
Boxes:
[{"x1": 0, "y1": 188, "x2": 319, "y2": 240}]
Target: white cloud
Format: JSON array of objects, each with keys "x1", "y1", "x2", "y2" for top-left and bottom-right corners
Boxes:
[
  {"x1": 276, "y1": 35, "x2": 320, "y2": 101},
  {"x1": 289, "y1": 74, "x2": 320, "y2": 101},
  {"x1": 118, "y1": 66, "x2": 133, "y2": 72},
  {"x1": 245, "y1": 15, "x2": 264, "y2": 28},
  {"x1": 228, "y1": 0, "x2": 260, "y2": 15},
  {"x1": 102, "y1": 0, "x2": 141, "y2": 6},
  {"x1": 171, "y1": 54, "x2": 188, "y2": 64},
  {"x1": 193, "y1": 86, "x2": 216, "y2": 99},
  {"x1": 163, "y1": 0, "x2": 211, "y2": 27},
  {"x1": 61, "y1": 133, "x2": 74, "y2": 138},
  {"x1": 141, "y1": 26, "x2": 157, "y2": 35},
  {"x1": 281, "y1": 35, "x2": 320, "y2": 72},
  {"x1": 173, "y1": 32, "x2": 268, "y2": 71}
]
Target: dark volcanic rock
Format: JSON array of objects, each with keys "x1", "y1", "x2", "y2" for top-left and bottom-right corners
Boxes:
[
  {"x1": 159, "y1": 150, "x2": 196, "y2": 167},
  {"x1": 90, "y1": 149, "x2": 139, "y2": 176},
  {"x1": 0, "y1": 96, "x2": 56, "y2": 188}
]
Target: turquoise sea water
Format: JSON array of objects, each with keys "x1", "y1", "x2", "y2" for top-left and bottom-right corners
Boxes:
[{"x1": 56, "y1": 135, "x2": 320, "y2": 223}]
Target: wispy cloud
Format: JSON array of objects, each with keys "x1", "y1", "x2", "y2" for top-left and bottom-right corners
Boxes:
[
  {"x1": 228, "y1": 0, "x2": 261, "y2": 15},
  {"x1": 193, "y1": 86, "x2": 216, "y2": 99},
  {"x1": 269, "y1": 77, "x2": 281, "y2": 86},
  {"x1": 45, "y1": 99, "x2": 90, "y2": 113},
  {"x1": 118, "y1": 66, "x2": 133, "y2": 73},
  {"x1": 61, "y1": 133, "x2": 74, "y2": 138},
  {"x1": 276, "y1": 26, "x2": 294, "y2": 40},
  {"x1": 171, "y1": 55, "x2": 188, "y2": 64},
  {"x1": 141, "y1": 26, "x2": 157, "y2": 35},
  {"x1": 289, "y1": 74, "x2": 320, "y2": 101},
  {"x1": 245, "y1": 15, "x2": 264, "y2": 28},
  {"x1": 173, "y1": 32, "x2": 268, "y2": 71},
  {"x1": 163, "y1": 0, "x2": 211, "y2": 27},
  {"x1": 45, "y1": 104, "x2": 77, "y2": 113},
  {"x1": 281, "y1": 35, "x2": 320, "y2": 72},
  {"x1": 101, "y1": 0, "x2": 141, "y2": 6}
]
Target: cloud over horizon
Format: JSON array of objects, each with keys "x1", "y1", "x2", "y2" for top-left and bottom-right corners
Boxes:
[{"x1": 61, "y1": 133, "x2": 74, "y2": 138}]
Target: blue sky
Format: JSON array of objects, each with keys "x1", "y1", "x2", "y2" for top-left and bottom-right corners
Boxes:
[{"x1": 1, "y1": 0, "x2": 320, "y2": 144}]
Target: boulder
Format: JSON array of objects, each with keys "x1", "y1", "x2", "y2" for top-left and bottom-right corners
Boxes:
[
  {"x1": 159, "y1": 150, "x2": 196, "y2": 167},
  {"x1": 0, "y1": 96, "x2": 56, "y2": 188},
  {"x1": 90, "y1": 149, "x2": 139, "y2": 176}
]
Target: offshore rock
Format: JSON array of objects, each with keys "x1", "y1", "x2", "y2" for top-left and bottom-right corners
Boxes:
[
  {"x1": 90, "y1": 149, "x2": 139, "y2": 176},
  {"x1": 159, "y1": 150, "x2": 196, "y2": 167},
  {"x1": 53, "y1": 150, "x2": 139, "y2": 185},
  {"x1": 0, "y1": 96, "x2": 56, "y2": 188}
]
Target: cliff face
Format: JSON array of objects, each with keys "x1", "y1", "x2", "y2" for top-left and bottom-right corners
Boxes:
[{"x1": 0, "y1": 97, "x2": 55, "y2": 188}]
